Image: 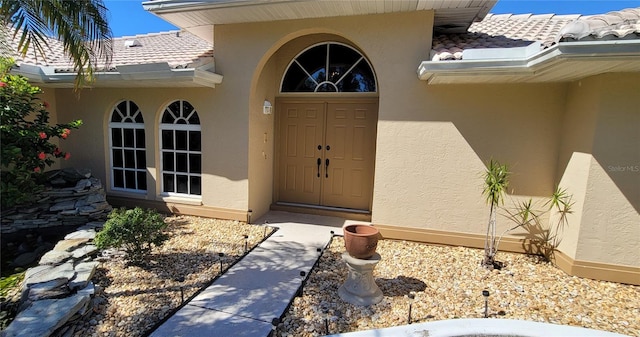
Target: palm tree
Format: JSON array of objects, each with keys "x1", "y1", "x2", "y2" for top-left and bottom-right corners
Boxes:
[
  {"x1": 0, "y1": 0, "x2": 113, "y2": 89},
  {"x1": 482, "y1": 159, "x2": 509, "y2": 269}
]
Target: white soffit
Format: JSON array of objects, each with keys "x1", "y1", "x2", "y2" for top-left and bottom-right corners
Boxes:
[
  {"x1": 14, "y1": 62, "x2": 223, "y2": 88},
  {"x1": 144, "y1": 0, "x2": 496, "y2": 37}
]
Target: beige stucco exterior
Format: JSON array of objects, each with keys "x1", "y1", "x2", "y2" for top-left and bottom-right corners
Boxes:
[
  {"x1": 372, "y1": 82, "x2": 566, "y2": 232},
  {"x1": 36, "y1": 10, "x2": 638, "y2": 284},
  {"x1": 555, "y1": 73, "x2": 640, "y2": 267},
  {"x1": 54, "y1": 87, "x2": 249, "y2": 214}
]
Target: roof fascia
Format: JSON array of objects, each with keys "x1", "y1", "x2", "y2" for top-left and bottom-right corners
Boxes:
[
  {"x1": 418, "y1": 40, "x2": 640, "y2": 83},
  {"x1": 194, "y1": 67, "x2": 224, "y2": 87},
  {"x1": 142, "y1": 0, "x2": 295, "y2": 13},
  {"x1": 12, "y1": 63, "x2": 223, "y2": 88}
]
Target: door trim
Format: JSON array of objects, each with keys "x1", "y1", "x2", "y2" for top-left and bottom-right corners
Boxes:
[{"x1": 273, "y1": 97, "x2": 379, "y2": 214}]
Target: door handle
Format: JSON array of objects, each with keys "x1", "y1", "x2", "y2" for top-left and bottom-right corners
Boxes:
[
  {"x1": 325, "y1": 158, "x2": 330, "y2": 178},
  {"x1": 317, "y1": 158, "x2": 321, "y2": 177}
]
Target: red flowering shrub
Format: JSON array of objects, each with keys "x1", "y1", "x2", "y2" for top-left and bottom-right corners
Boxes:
[{"x1": 1, "y1": 58, "x2": 82, "y2": 208}]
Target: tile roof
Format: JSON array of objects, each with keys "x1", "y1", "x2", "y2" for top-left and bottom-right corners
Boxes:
[
  {"x1": 5, "y1": 7, "x2": 638, "y2": 69},
  {"x1": 5, "y1": 30, "x2": 214, "y2": 72},
  {"x1": 431, "y1": 7, "x2": 640, "y2": 61}
]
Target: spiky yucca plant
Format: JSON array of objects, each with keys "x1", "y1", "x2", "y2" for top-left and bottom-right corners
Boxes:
[{"x1": 482, "y1": 160, "x2": 509, "y2": 269}]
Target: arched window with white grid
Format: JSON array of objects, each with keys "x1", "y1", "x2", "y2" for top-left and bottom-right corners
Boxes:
[
  {"x1": 109, "y1": 100, "x2": 147, "y2": 192},
  {"x1": 281, "y1": 42, "x2": 377, "y2": 93},
  {"x1": 159, "y1": 100, "x2": 202, "y2": 197}
]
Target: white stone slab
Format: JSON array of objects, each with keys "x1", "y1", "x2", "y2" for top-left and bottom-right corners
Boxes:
[
  {"x1": 53, "y1": 239, "x2": 90, "y2": 252},
  {"x1": 1, "y1": 293, "x2": 90, "y2": 337},
  {"x1": 24, "y1": 262, "x2": 75, "y2": 287},
  {"x1": 71, "y1": 244, "x2": 98, "y2": 259},
  {"x1": 70, "y1": 261, "x2": 99, "y2": 290},
  {"x1": 64, "y1": 229, "x2": 96, "y2": 240},
  {"x1": 39, "y1": 250, "x2": 72, "y2": 265}
]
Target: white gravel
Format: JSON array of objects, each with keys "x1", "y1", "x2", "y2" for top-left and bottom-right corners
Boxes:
[
  {"x1": 276, "y1": 237, "x2": 640, "y2": 337},
  {"x1": 67, "y1": 215, "x2": 273, "y2": 337},
  {"x1": 62, "y1": 216, "x2": 639, "y2": 337}
]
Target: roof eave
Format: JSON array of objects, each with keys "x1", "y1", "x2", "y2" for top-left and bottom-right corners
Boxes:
[
  {"x1": 142, "y1": 0, "x2": 297, "y2": 13},
  {"x1": 144, "y1": 0, "x2": 496, "y2": 39},
  {"x1": 12, "y1": 63, "x2": 223, "y2": 88},
  {"x1": 418, "y1": 40, "x2": 640, "y2": 84}
]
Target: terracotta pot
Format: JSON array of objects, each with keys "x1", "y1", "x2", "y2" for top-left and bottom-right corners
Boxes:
[{"x1": 343, "y1": 224, "x2": 380, "y2": 259}]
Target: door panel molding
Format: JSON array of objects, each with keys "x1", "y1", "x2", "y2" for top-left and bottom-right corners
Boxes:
[{"x1": 275, "y1": 98, "x2": 378, "y2": 212}]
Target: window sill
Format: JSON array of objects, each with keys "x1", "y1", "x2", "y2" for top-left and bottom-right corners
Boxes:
[
  {"x1": 158, "y1": 196, "x2": 203, "y2": 206},
  {"x1": 108, "y1": 189, "x2": 147, "y2": 198}
]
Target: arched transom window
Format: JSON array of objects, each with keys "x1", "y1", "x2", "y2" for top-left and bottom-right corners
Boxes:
[
  {"x1": 160, "y1": 100, "x2": 202, "y2": 197},
  {"x1": 109, "y1": 100, "x2": 147, "y2": 192},
  {"x1": 281, "y1": 42, "x2": 376, "y2": 93}
]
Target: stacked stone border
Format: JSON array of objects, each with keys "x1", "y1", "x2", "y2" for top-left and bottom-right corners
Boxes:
[
  {"x1": 1, "y1": 168, "x2": 112, "y2": 337},
  {"x1": 2, "y1": 222, "x2": 105, "y2": 337}
]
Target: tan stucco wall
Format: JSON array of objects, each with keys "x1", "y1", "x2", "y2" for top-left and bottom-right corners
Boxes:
[
  {"x1": 373, "y1": 82, "x2": 567, "y2": 235},
  {"x1": 215, "y1": 11, "x2": 436, "y2": 219},
  {"x1": 53, "y1": 87, "x2": 249, "y2": 211},
  {"x1": 216, "y1": 10, "x2": 567, "y2": 236},
  {"x1": 36, "y1": 9, "x2": 638, "y2": 275},
  {"x1": 248, "y1": 56, "x2": 277, "y2": 219},
  {"x1": 556, "y1": 73, "x2": 640, "y2": 267}
]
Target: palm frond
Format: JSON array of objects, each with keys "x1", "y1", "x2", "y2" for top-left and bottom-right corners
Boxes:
[{"x1": 1, "y1": 0, "x2": 113, "y2": 90}]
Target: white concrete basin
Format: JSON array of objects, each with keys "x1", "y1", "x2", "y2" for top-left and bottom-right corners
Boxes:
[{"x1": 324, "y1": 318, "x2": 629, "y2": 337}]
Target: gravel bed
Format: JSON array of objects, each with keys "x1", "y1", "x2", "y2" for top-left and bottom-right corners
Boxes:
[
  {"x1": 57, "y1": 216, "x2": 639, "y2": 337},
  {"x1": 67, "y1": 215, "x2": 273, "y2": 337},
  {"x1": 276, "y1": 237, "x2": 640, "y2": 337}
]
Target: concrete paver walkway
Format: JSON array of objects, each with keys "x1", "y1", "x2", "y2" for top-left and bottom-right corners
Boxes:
[{"x1": 150, "y1": 211, "x2": 360, "y2": 337}]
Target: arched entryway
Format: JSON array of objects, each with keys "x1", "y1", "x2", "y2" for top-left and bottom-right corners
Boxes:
[{"x1": 274, "y1": 42, "x2": 379, "y2": 214}]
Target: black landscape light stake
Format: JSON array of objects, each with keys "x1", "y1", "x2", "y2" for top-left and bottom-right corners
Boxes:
[
  {"x1": 270, "y1": 317, "x2": 280, "y2": 337},
  {"x1": 322, "y1": 307, "x2": 330, "y2": 334},
  {"x1": 317, "y1": 247, "x2": 322, "y2": 255},
  {"x1": 263, "y1": 221, "x2": 269, "y2": 239},
  {"x1": 483, "y1": 290, "x2": 490, "y2": 318},
  {"x1": 330, "y1": 230, "x2": 335, "y2": 236},
  {"x1": 218, "y1": 252, "x2": 225, "y2": 272},
  {"x1": 244, "y1": 234, "x2": 249, "y2": 252},
  {"x1": 176, "y1": 276, "x2": 185, "y2": 304},
  {"x1": 298, "y1": 271, "x2": 306, "y2": 297},
  {"x1": 407, "y1": 293, "x2": 415, "y2": 324}
]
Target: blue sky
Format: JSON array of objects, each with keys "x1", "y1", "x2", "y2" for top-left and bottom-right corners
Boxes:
[{"x1": 105, "y1": 0, "x2": 640, "y2": 37}]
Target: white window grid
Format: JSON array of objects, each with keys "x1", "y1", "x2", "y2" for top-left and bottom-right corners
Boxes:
[
  {"x1": 108, "y1": 101, "x2": 147, "y2": 193},
  {"x1": 159, "y1": 101, "x2": 202, "y2": 198}
]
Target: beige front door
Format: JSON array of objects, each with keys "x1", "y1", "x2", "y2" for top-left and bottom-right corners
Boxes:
[{"x1": 277, "y1": 99, "x2": 378, "y2": 211}]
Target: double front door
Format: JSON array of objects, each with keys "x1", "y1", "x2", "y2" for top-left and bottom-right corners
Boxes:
[{"x1": 276, "y1": 99, "x2": 378, "y2": 211}]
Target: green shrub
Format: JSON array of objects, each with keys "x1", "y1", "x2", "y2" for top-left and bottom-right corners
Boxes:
[{"x1": 95, "y1": 207, "x2": 169, "y2": 265}]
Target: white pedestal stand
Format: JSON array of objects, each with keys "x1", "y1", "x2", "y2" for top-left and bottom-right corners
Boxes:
[{"x1": 338, "y1": 252, "x2": 383, "y2": 306}]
